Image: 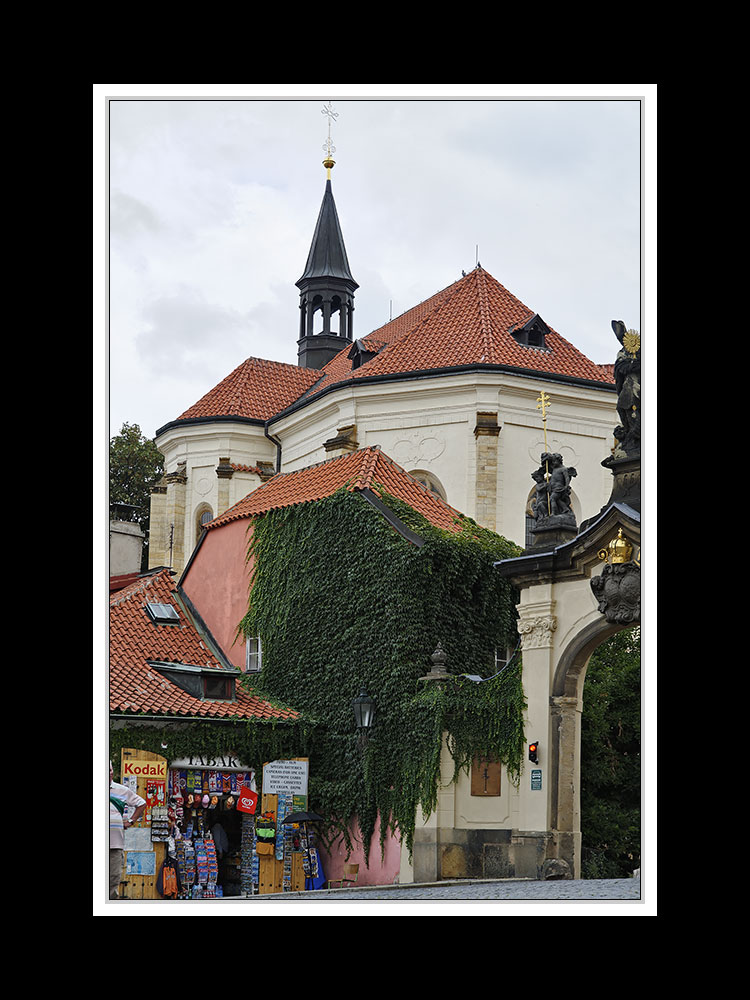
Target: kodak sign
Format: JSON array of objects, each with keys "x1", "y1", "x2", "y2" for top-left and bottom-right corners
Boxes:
[{"x1": 123, "y1": 759, "x2": 167, "y2": 779}]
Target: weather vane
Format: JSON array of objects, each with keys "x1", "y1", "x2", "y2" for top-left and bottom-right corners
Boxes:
[{"x1": 321, "y1": 100, "x2": 338, "y2": 178}]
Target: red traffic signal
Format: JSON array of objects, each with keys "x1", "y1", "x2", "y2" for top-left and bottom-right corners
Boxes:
[{"x1": 528, "y1": 741, "x2": 539, "y2": 764}]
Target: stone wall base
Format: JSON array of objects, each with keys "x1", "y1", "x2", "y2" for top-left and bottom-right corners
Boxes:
[{"x1": 413, "y1": 828, "x2": 561, "y2": 882}]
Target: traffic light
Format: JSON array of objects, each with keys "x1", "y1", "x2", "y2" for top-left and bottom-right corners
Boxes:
[{"x1": 528, "y1": 741, "x2": 539, "y2": 764}]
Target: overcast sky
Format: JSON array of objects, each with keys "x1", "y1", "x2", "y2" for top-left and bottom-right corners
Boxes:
[{"x1": 100, "y1": 86, "x2": 653, "y2": 442}]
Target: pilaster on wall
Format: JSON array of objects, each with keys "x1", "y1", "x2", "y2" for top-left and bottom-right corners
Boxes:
[
  {"x1": 216, "y1": 457, "x2": 233, "y2": 516},
  {"x1": 516, "y1": 594, "x2": 557, "y2": 836},
  {"x1": 148, "y1": 462, "x2": 188, "y2": 573},
  {"x1": 550, "y1": 694, "x2": 583, "y2": 878},
  {"x1": 148, "y1": 482, "x2": 168, "y2": 568},
  {"x1": 473, "y1": 412, "x2": 500, "y2": 530}
]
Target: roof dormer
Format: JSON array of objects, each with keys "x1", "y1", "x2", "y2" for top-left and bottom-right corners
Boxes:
[{"x1": 509, "y1": 314, "x2": 551, "y2": 351}]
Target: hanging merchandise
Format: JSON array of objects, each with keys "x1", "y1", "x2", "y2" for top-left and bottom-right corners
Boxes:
[
  {"x1": 150, "y1": 806, "x2": 170, "y2": 843},
  {"x1": 255, "y1": 812, "x2": 277, "y2": 856}
]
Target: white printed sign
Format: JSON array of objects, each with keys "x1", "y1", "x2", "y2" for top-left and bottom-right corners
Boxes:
[{"x1": 262, "y1": 759, "x2": 309, "y2": 796}]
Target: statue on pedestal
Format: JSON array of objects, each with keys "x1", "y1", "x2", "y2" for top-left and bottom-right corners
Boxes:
[
  {"x1": 531, "y1": 452, "x2": 577, "y2": 528},
  {"x1": 611, "y1": 320, "x2": 641, "y2": 460}
]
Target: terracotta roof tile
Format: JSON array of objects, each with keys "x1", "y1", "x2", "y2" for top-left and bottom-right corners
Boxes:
[
  {"x1": 289, "y1": 268, "x2": 615, "y2": 409},
  {"x1": 175, "y1": 357, "x2": 323, "y2": 424},
  {"x1": 166, "y1": 268, "x2": 614, "y2": 428},
  {"x1": 109, "y1": 568, "x2": 297, "y2": 722},
  {"x1": 207, "y1": 446, "x2": 467, "y2": 535}
]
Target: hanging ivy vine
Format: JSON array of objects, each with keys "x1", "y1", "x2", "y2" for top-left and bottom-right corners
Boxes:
[{"x1": 235, "y1": 486, "x2": 526, "y2": 862}]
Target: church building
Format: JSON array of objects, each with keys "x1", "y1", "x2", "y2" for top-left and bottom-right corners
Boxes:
[{"x1": 148, "y1": 158, "x2": 618, "y2": 577}]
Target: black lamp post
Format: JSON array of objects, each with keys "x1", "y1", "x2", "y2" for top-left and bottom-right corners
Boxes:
[{"x1": 352, "y1": 686, "x2": 376, "y2": 747}]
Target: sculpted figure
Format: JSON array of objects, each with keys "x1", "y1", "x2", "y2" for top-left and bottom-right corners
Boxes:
[
  {"x1": 531, "y1": 453, "x2": 577, "y2": 523},
  {"x1": 611, "y1": 320, "x2": 641, "y2": 459}
]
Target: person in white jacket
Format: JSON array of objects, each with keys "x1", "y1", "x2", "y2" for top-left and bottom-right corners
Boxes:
[{"x1": 109, "y1": 762, "x2": 146, "y2": 898}]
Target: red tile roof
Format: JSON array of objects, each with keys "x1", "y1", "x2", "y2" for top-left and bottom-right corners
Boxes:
[
  {"x1": 109, "y1": 567, "x2": 297, "y2": 721},
  {"x1": 206, "y1": 446, "x2": 467, "y2": 535},
  {"x1": 300, "y1": 267, "x2": 614, "y2": 405},
  {"x1": 167, "y1": 268, "x2": 613, "y2": 429},
  {"x1": 175, "y1": 357, "x2": 323, "y2": 423}
]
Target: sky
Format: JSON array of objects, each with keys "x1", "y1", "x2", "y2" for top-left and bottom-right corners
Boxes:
[{"x1": 99, "y1": 85, "x2": 653, "y2": 443}]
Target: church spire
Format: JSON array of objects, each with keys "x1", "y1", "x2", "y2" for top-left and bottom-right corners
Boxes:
[{"x1": 296, "y1": 102, "x2": 358, "y2": 369}]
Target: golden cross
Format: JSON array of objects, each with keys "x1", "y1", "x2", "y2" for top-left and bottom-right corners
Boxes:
[
  {"x1": 536, "y1": 391, "x2": 551, "y2": 451},
  {"x1": 536, "y1": 391, "x2": 552, "y2": 514}
]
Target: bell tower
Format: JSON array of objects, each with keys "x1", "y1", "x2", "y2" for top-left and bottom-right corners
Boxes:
[{"x1": 296, "y1": 103, "x2": 358, "y2": 369}]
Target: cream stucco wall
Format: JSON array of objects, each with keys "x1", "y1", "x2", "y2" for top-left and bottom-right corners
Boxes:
[
  {"x1": 150, "y1": 421, "x2": 275, "y2": 574},
  {"x1": 269, "y1": 372, "x2": 617, "y2": 549}
]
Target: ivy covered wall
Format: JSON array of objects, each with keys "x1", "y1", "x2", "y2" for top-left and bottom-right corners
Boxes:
[{"x1": 239, "y1": 486, "x2": 525, "y2": 860}]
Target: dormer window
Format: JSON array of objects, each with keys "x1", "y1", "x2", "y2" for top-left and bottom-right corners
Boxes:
[
  {"x1": 148, "y1": 660, "x2": 238, "y2": 701},
  {"x1": 348, "y1": 339, "x2": 379, "y2": 370},
  {"x1": 510, "y1": 314, "x2": 551, "y2": 351},
  {"x1": 202, "y1": 673, "x2": 234, "y2": 700}
]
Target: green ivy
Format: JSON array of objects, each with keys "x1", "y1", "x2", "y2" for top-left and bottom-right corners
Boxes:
[{"x1": 237, "y1": 486, "x2": 525, "y2": 862}]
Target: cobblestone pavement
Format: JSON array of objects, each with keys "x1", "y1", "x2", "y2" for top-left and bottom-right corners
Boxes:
[{"x1": 252, "y1": 876, "x2": 642, "y2": 903}]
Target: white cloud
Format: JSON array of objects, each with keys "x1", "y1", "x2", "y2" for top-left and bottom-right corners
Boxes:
[{"x1": 102, "y1": 89, "x2": 649, "y2": 440}]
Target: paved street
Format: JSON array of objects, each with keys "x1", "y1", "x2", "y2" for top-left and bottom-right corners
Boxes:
[{"x1": 249, "y1": 875, "x2": 642, "y2": 903}]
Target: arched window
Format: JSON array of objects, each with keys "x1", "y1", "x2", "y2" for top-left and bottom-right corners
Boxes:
[
  {"x1": 195, "y1": 505, "x2": 214, "y2": 545},
  {"x1": 409, "y1": 470, "x2": 447, "y2": 501}
]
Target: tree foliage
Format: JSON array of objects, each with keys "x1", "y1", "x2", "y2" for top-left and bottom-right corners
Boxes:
[
  {"x1": 109, "y1": 422, "x2": 164, "y2": 569},
  {"x1": 580, "y1": 626, "x2": 641, "y2": 878}
]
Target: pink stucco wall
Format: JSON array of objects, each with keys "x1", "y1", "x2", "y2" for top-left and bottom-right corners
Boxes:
[
  {"x1": 181, "y1": 519, "x2": 404, "y2": 888},
  {"x1": 317, "y1": 816, "x2": 402, "y2": 887},
  {"x1": 181, "y1": 519, "x2": 254, "y2": 669}
]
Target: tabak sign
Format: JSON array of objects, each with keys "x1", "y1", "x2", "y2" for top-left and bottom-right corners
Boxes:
[{"x1": 123, "y1": 758, "x2": 167, "y2": 779}]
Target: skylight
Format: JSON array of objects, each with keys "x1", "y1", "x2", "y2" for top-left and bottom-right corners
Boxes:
[{"x1": 145, "y1": 602, "x2": 180, "y2": 625}]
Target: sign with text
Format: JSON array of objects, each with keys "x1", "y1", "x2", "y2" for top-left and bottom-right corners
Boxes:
[
  {"x1": 169, "y1": 754, "x2": 251, "y2": 772},
  {"x1": 530, "y1": 769, "x2": 542, "y2": 790},
  {"x1": 263, "y1": 759, "x2": 309, "y2": 797},
  {"x1": 123, "y1": 758, "x2": 167, "y2": 779}
]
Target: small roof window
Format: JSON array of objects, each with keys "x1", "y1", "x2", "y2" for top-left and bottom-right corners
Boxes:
[
  {"x1": 510, "y1": 314, "x2": 551, "y2": 350},
  {"x1": 145, "y1": 602, "x2": 180, "y2": 625}
]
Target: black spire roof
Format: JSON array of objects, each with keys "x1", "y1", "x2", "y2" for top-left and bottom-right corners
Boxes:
[{"x1": 296, "y1": 179, "x2": 358, "y2": 290}]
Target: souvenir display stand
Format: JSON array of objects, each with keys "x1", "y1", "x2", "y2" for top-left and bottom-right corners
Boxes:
[
  {"x1": 116, "y1": 751, "x2": 323, "y2": 899},
  {"x1": 167, "y1": 760, "x2": 256, "y2": 899},
  {"x1": 255, "y1": 758, "x2": 324, "y2": 895},
  {"x1": 119, "y1": 748, "x2": 168, "y2": 900}
]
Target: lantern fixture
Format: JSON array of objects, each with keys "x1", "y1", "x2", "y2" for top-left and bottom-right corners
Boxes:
[{"x1": 352, "y1": 686, "x2": 376, "y2": 746}]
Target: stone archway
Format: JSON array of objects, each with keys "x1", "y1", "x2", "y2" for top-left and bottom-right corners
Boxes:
[
  {"x1": 548, "y1": 615, "x2": 628, "y2": 877},
  {"x1": 495, "y1": 501, "x2": 640, "y2": 879}
]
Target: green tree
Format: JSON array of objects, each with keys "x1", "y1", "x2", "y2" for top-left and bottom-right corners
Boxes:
[
  {"x1": 580, "y1": 626, "x2": 641, "y2": 878},
  {"x1": 109, "y1": 422, "x2": 164, "y2": 570}
]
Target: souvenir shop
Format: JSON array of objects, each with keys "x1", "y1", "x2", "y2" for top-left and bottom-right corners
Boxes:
[{"x1": 119, "y1": 749, "x2": 325, "y2": 899}]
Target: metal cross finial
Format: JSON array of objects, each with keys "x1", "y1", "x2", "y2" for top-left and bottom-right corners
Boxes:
[{"x1": 321, "y1": 101, "x2": 338, "y2": 171}]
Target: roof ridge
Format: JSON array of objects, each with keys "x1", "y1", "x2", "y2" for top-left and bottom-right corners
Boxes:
[
  {"x1": 475, "y1": 267, "x2": 495, "y2": 364},
  {"x1": 352, "y1": 445, "x2": 382, "y2": 490},
  {"x1": 109, "y1": 566, "x2": 173, "y2": 606}
]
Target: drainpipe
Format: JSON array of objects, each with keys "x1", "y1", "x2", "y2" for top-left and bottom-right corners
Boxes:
[{"x1": 264, "y1": 422, "x2": 282, "y2": 473}]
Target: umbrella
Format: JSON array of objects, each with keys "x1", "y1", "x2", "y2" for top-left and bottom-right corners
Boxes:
[
  {"x1": 281, "y1": 811, "x2": 325, "y2": 889},
  {"x1": 281, "y1": 811, "x2": 324, "y2": 825}
]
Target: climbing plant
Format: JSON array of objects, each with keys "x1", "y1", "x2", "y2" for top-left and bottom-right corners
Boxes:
[{"x1": 238, "y1": 486, "x2": 525, "y2": 861}]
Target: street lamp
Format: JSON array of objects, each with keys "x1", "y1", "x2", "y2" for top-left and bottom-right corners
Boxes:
[{"x1": 352, "y1": 686, "x2": 376, "y2": 747}]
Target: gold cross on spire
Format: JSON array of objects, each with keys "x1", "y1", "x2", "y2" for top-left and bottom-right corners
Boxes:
[
  {"x1": 321, "y1": 101, "x2": 338, "y2": 178},
  {"x1": 536, "y1": 391, "x2": 551, "y2": 451}
]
